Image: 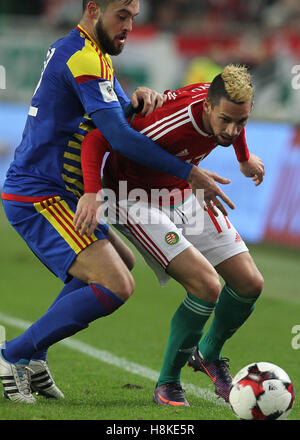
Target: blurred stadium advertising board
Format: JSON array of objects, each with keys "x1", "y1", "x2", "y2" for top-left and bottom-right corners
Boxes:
[
  {"x1": 202, "y1": 122, "x2": 300, "y2": 247},
  {"x1": 0, "y1": 103, "x2": 299, "y2": 248}
]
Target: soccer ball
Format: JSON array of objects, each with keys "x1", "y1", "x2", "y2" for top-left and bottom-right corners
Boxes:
[{"x1": 229, "y1": 362, "x2": 295, "y2": 420}]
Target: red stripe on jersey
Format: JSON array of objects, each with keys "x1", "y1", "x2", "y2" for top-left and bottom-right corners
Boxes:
[
  {"x1": 99, "y1": 54, "x2": 108, "y2": 80},
  {"x1": 75, "y1": 74, "x2": 100, "y2": 84},
  {"x1": 40, "y1": 200, "x2": 85, "y2": 251},
  {"x1": 43, "y1": 199, "x2": 90, "y2": 247},
  {"x1": 1, "y1": 193, "x2": 59, "y2": 203},
  {"x1": 49, "y1": 200, "x2": 91, "y2": 247},
  {"x1": 76, "y1": 25, "x2": 95, "y2": 45}
]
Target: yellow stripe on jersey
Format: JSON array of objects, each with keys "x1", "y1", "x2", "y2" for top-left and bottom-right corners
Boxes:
[
  {"x1": 62, "y1": 174, "x2": 84, "y2": 191},
  {"x1": 67, "y1": 140, "x2": 82, "y2": 150},
  {"x1": 64, "y1": 152, "x2": 81, "y2": 162},
  {"x1": 34, "y1": 197, "x2": 98, "y2": 254},
  {"x1": 79, "y1": 122, "x2": 94, "y2": 133},
  {"x1": 55, "y1": 199, "x2": 98, "y2": 243},
  {"x1": 63, "y1": 163, "x2": 83, "y2": 176},
  {"x1": 73, "y1": 133, "x2": 85, "y2": 142},
  {"x1": 63, "y1": 117, "x2": 95, "y2": 198},
  {"x1": 67, "y1": 27, "x2": 114, "y2": 83},
  {"x1": 65, "y1": 185, "x2": 82, "y2": 199}
]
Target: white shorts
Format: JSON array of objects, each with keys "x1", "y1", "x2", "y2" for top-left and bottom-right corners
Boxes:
[{"x1": 106, "y1": 194, "x2": 248, "y2": 286}]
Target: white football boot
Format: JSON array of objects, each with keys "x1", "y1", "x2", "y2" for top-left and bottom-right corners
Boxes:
[
  {"x1": 0, "y1": 352, "x2": 36, "y2": 403},
  {"x1": 29, "y1": 360, "x2": 64, "y2": 399}
]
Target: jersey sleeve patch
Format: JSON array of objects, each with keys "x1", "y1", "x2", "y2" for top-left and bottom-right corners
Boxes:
[{"x1": 99, "y1": 80, "x2": 118, "y2": 103}]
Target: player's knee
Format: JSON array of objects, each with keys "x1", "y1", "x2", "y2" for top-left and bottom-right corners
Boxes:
[
  {"x1": 203, "y1": 276, "x2": 222, "y2": 303},
  {"x1": 88, "y1": 271, "x2": 135, "y2": 302},
  {"x1": 108, "y1": 272, "x2": 135, "y2": 302},
  {"x1": 241, "y1": 272, "x2": 264, "y2": 297},
  {"x1": 249, "y1": 272, "x2": 264, "y2": 296},
  {"x1": 189, "y1": 274, "x2": 222, "y2": 303},
  {"x1": 119, "y1": 274, "x2": 135, "y2": 301}
]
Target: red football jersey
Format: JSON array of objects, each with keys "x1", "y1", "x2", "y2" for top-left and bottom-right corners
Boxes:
[{"x1": 103, "y1": 82, "x2": 249, "y2": 199}]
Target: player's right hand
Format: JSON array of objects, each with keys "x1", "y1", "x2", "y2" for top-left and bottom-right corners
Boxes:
[
  {"x1": 131, "y1": 86, "x2": 167, "y2": 117},
  {"x1": 74, "y1": 193, "x2": 102, "y2": 236},
  {"x1": 187, "y1": 166, "x2": 235, "y2": 217}
]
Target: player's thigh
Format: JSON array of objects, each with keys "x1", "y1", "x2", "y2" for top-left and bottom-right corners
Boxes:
[
  {"x1": 215, "y1": 251, "x2": 264, "y2": 296},
  {"x1": 106, "y1": 226, "x2": 135, "y2": 271},
  {"x1": 69, "y1": 238, "x2": 135, "y2": 300},
  {"x1": 108, "y1": 199, "x2": 191, "y2": 286},
  {"x1": 2, "y1": 196, "x2": 133, "y2": 299},
  {"x1": 2, "y1": 196, "x2": 102, "y2": 283},
  {"x1": 108, "y1": 199, "x2": 220, "y2": 300},
  {"x1": 182, "y1": 197, "x2": 249, "y2": 269}
]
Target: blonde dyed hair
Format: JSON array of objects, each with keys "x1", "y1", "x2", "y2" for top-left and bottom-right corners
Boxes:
[{"x1": 221, "y1": 64, "x2": 254, "y2": 103}]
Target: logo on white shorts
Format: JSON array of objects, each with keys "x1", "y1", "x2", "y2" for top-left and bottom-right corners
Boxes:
[
  {"x1": 235, "y1": 232, "x2": 242, "y2": 243},
  {"x1": 165, "y1": 231, "x2": 180, "y2": 245}
]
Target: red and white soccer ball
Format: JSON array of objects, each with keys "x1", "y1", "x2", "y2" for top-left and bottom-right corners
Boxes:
[{"x1": 229, "y1": 362, "x2": 295, "y2": 420}]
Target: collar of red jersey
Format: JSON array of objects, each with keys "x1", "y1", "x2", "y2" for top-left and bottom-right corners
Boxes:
[{"x1": 189, "y1": 100, "x2": 212, "y2": 138}]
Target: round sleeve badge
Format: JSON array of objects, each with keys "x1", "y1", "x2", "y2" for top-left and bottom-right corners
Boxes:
[{"x1": 165, "y1": 231, "x2": 180, "y2": 245}]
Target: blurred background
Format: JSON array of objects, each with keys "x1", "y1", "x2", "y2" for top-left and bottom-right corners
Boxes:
[{"x1": 0, "y1": 0, "x2": 300, "y2": 248}]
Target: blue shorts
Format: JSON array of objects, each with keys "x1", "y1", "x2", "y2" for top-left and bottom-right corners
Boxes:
[{"x1": 2, "y1": 195, "x2": 109, "y2": 283}]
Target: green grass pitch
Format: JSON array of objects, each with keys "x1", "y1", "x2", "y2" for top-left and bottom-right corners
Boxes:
[{"x1": 0, "y1": 203, "x2": 299, "y2": 421}]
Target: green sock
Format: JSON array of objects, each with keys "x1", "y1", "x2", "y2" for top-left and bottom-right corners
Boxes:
[
  {"x1": 198, "y1": 284, "x2": 259, "y2": 361},
  {"x1": 157, "y1": 293, "x2": 215, "y2": 386}
]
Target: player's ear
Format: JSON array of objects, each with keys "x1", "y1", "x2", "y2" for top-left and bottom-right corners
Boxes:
[
  {"x1": 203, "y1": 98, "x2": 212, "y2": 114},
  {"x1": 87, "y1": 1, "x2": 101, "y2": 19}
]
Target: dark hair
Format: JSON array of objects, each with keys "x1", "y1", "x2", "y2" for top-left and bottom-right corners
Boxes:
[
  {"x1": 207, "y1": 74, "x2": 231, "y2": 108},
  {"x1": 83, "y1": 0, "x2": 134, "y2": 13}
]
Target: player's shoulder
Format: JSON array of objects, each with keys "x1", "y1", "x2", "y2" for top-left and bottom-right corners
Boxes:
[
  {"x1": 177, "y1": 83, "x2": 211, "y2": 95},
  {"x1": 164, "y1": 83, "x2": 211, "y2": 102},
  {"x1": 65, "y1": 27, "x2": 112, "y2": 80},
  {"x1": 43, "y1": 27, "x2": 86, "y2": 75}
]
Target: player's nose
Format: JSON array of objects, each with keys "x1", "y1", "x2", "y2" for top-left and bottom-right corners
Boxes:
[
  {"x1": 225, "y1": 123, "x2": 239, "y2": 137},
  {"x1": 124, "y1": 17, "x2": 133, "y2": 33}
]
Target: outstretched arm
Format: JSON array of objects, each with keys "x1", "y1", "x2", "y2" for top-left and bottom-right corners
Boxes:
[
  {"x1": 91, "y1": 106, "x2": 194, "y2": 181},
  {"x1": 74, "y1": 129, "x2": 235, "y2": 235},
  {"x1": 233, "y1": 129, "x2": 265, "y2": 186}
]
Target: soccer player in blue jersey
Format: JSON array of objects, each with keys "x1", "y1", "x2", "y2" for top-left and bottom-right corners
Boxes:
[{"x1": 0, "y1": 0, "x2": 233, "y2": 403}]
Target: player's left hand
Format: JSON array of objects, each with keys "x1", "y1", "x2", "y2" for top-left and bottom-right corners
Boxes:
[
  {"x1": 239, "y1": 153, "x2": 265, "y2": 186},
  {"x1": 131, "y1": 86, "x2": 167, "y2": 117}
]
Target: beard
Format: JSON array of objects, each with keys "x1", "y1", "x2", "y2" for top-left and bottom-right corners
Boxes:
[
  {"x1": 95, "y1": 18, "x2": 126, "y2": 55},
  {"x1": 210, "y1": 125, "x2": 237, "y2": 147},
  {"x1": 213, "y1": 134, "x2": 234, "y2": 147}
]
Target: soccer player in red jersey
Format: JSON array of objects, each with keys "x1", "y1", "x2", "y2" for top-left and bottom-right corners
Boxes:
[{"x1": 76, "y1": 65, "x2": 265, "y2": 406}]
